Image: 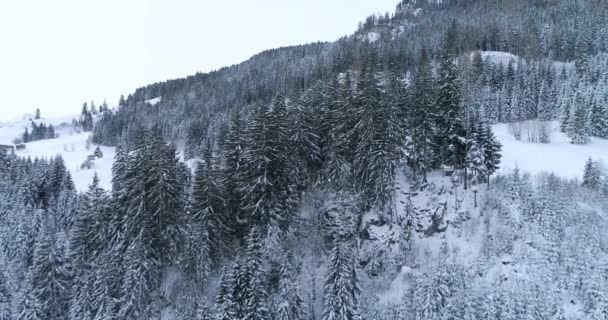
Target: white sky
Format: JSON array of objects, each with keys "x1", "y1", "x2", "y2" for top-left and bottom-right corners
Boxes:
[{"x1": 0, "y1": 0, "x2": 398, "y2": 121}]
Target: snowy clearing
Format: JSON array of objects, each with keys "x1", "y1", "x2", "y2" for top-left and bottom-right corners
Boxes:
[
  {"x1": 146, "y1": 96, "x2": 162, "y2": 105},
  {"x1": 493, "y1": 121, "x2": 608, "y2": 180},
  {"x1": 473, "y1": 51, "x2": 575, "y2": 71},
  {"x1": 0, "y1": 116, "x2": 115, "y2": 191}
]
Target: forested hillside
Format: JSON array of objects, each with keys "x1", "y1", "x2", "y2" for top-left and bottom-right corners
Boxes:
[{"x1": 1, "y1": 0, "x2": 608, "y2": 319}]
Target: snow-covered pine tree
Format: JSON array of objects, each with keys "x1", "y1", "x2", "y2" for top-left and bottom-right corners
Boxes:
[
  {"x1": 241, "y1": 100, "x2": 290, "y2": 231},
  {"x1": 322, "y1": 238, "x2": 360, "y2": 320},
  {"x1": 289, "y1": 94, "x2": 322, "y2": 187},
  {"x1": 582, "y1": 157, "x2": 601, "y2": 190},
  {"x1": 589, "y1": 85, "x2": 608, "y2": 138},
  {"x1": 191, "y1": 152, "x2": 225, "y2": 268},
  {"x1": 93, "y1": 146, "x2": 103, "y2": 158},
  {"x1": 192, "y1": 295, "x2": 212, "y2": 320},
  {"x1": 352, "y1": 60, "x2": 400, "y2": 210},
  {"x1": 68, "y1": 174, "x2": 112, "y2": 320},
  {"x1": 435, "y1": 33, "x2": 467, "y2": 171},
  {"x1": 184, "y1": 119, "x2": 209, "y2": 161},
  {"x1": 478, "y1": 122, "x2": 502, "y2": 184},
  {"x1": 242, "y1": 227, "x2": 269, "y2": 320},
  {"x1": 465, "y1": 124, "x2": 486, "y2": 184},
  {"x1": 221, "y1": 112, "x2": 245, "y2": 236},
  {"x1": 321, "y1": 76, "x2": 354, "y2": 188},
  {"x1": 538, "y1": 75, "x2": 557, "y2": 121},
  {"x1": 406, "y1": 48, "x2": 437, "y2": 182},
  {"x1": 568, "y1": 103, "x2": 590, "y2": 144},
  {"x1": 30, "y1": 220, "x2": 70, "y2": 320},
  {"x1": 216, "y1": 269, "x2": 238, "y2": 320},
  {"x1": 568, "y1": 84, "x2": 591, "y2": 144},
  {"x1": 117, "y1": 231, "x2": 155, "y2": 320},
  {"x1": 274, "y1": 255, "x2": 305, "y2": 320},
  {"x1": 13, "y1": 274, "x2": 41, "y2": 320}
]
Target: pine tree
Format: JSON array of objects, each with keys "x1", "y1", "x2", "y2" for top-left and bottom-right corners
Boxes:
[
  {"x1": 290, "y1": 95, "x2": 322, "y2": 187},
  {"x1": 23, "y1": 128, "x2": 30, "y2": 143},
  {"x1": 222, "y1": 112, "x2": 245, "y2": 236},
  {"x1": 321, "y1": 76, "x2": 355, "y2": 187},
  {"x1": 13, "y1": 274, "x2": 41, "y2": 320},
  {"x1": 352, "y1": 61, "x2": 400, "y2": 210},
  {"x1": 406, "y1": 48, "x2": 437, "y2": 181},
  {"x1": 242, "y1": 228, "x2": 269, "y2": 320},
  {"x1": 480, "y1": 125, "x2": 502, "y2": 184},
  {"x1": 241, "y1": 100, "x2": 291, "y2": 230},
  {"x1": 111, "y1": 144, "x2": 128, "y2": 200},
  {"x1": 322, "y1": 238, "x2": 360, "y2": 320},
  {"x1": 93, "y1": 146, "x2": 103, "y2": 158},
  {"x1": 465, "y1": 128, "x2": 485, "y2": 184},
  {"x1": 192, "y1": 155, "x2": 225, "y2": 267},
  {"x1": 216, "y1": 269, "x2": 238, "y2": 320},
  {"x1": 31, "y1": 221, "x2": 70, "y2": 320},
  {"x1": 184, "y1": 119, "x2": 209, "y2": 160},
  {"x1": 35, "y1": 108, "x2": 41, "y2": 120},
  {"x1": 116, "y1": 128, "x2": 186, "y2": 317},
  {"x1": 582, "y1": 157, "x2": 601, "y2": 190},
  {"x1": 68, "y1": 174, "x2": 112, "y2": 320},
  {"x1": 568, "y1": 102, "x2": 590, "y2": 144},
  {"x1": 47, "y1": 124, "x2": 55, "y2": 139},
  {"x1": 589, "y1": 88, "x2": 608, "y2": 138},
  {"x1": 538, "y1": 71, "x2": 557, "y2": 121},
  {"x1": 275, "y1": 256, "x2": 305, "y2": 320},
  {"x1": 435, "y1": 38, "x2": 467, "y2": 170},
  {"x1": 192, "y1": 296, "x2": 212, "y2": 320},
  {"x1": 117, "y1": 232, "x2": 155, "y2": 320}
]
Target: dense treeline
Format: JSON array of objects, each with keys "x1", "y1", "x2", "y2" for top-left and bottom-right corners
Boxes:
[
  {"x1": 92, "y1": 0, "x2": 608, "y2": 146},
  {"x1": 21, "y1": 122, "x2": 56, "y2": 143}
]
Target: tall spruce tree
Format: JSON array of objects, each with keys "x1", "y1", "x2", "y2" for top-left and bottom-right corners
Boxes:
[
  {"x1": 31, "y1": 221, "x2": 70, "y2": 320},
  {"x1": 322, "y1": 238, "x2": 360, "y2": 320},
  {"x1": 222, "y1": 112, "x2": 246, "y2": 238},
  {"x1": 435, "y1": 36, "x2": 467, "y2": 171},
  {"x1": 406, "y1": 48, "x2": 437, "y2": 181},
  {"x1": 352, "y1": 61, "x2": 400, "y2": 210},
  {"x1": 274, "y1": 255, "x2": 305, "y2": 320},
  {"x1": 583, "y1": 157, "x2": 601, "y2": 190}
]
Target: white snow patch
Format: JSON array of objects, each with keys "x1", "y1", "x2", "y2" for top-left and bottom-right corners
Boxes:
[
  {"x1": 146, "y1": 96, "x2": 162, "y2": 105},
  {"x1": 366, "y1": 32, "x2": 380, "y2": 43},
  {"x1": 493, "y1": 121, "x2": 608, "y2": 180},
  {"x1": 472, "y1": 51, "x2": 575, "y2": 71},
  {"x1": 0, "y1": 115, "x2": 115, "y2": 191}
]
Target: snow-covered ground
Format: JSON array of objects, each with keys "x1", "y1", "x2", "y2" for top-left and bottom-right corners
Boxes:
[
  {"x1": 0, "y1": 115, "x2": 115, "y2": 191},
  {"x1": 145, "y1": 96, "x2": 162, "y2": 105},
  {"x1": 493, "y1": 121, "x2": 608, "y2": 180},
  {"x1": 473, "y1": 51, "x2": 575, "y2": 71}
]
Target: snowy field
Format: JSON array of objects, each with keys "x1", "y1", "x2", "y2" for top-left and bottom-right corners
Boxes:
[
  {"x1": 493, "y1": 121, "x2": 608, "y2": 180},
  {"x1": 0, "y1": 115, "x2": 115, "y2": 191},
  {"x1": 475, "y1": 51, "x2": 575, "y2": 71}
]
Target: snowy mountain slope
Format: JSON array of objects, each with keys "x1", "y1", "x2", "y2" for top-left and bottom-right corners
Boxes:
[
  {"x1": 0, "y1": 115, "x2": 115, "y2": 191},
  {"x1": 361, "y1": 166, "x2": 608, "y2": 318},
  {"x1": 493, "y1": 121, "x2": 608, "y2": 180}
]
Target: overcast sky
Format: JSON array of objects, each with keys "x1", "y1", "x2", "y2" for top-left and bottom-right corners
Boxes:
[{"x1": 0, "y1": 0, "x2": 398, "y2": 121}]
